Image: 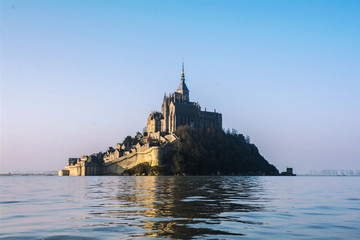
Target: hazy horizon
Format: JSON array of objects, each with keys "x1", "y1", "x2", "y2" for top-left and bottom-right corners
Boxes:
[{"x1": 1, "y1": 0, "x2": 360, "y2": 174}]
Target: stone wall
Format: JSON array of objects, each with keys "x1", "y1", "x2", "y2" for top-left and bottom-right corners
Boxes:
[
  {"x1": 103, "y1": 146, "x2": 160, "y2": 175},
  {"x1": 60, "y1": 135, "x2": 178, "y2": 176},
  {"x1": 66, "y1": 164, "x2": 82, "y2": 176},
  {"x1": 62, "y1": 161, "x2": 103, "y2": 176},
  {"x1": 58, "y1": 170, "x2": 69, "y2": 176},
  {"x1": 103, "y1": 143, "x2": 175, "y2": 175}
]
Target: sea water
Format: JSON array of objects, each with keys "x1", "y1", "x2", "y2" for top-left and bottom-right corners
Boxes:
[{"x1": 1, "y1": 176, "x2": 359, "y2": 239}]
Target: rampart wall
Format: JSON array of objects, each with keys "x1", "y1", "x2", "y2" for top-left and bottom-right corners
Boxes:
[
  {"x1": 59, "y1": 142, "x2": 176, "y2": 176},
  {"x1": 103, "y1": 144, "x2": 174, "y2": 175}
]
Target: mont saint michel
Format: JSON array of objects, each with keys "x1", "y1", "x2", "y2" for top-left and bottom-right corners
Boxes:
[
  {"x1": 3, "y1": 1, "x2": 359, "y2": 239},
  {"x1": 59, "y1": 63, "x2": 279, "y2": 176}
]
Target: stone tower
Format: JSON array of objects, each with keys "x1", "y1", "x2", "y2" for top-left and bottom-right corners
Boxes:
[{"x1": 146, "y1": 61, "x2": 222, "y2": 135}]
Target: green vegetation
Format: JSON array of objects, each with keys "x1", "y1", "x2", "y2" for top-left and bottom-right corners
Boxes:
[
  {"x1": 122, "y1": 131, "x2": 143, "y2": 146},
  {"x1": 164, "y1": 126, "x2": 279, "y2": 175},
  {"x1": 124, "y1": 126, "x2": 279, "y2": 176}
]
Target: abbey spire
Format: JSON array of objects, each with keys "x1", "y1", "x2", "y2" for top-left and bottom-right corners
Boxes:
[
  {"x1": 176, "y1": 59, "x2": 189, "y2": 98},
  {"x1": 181, "y1": 59, "x2": 185, "y2": 82}
]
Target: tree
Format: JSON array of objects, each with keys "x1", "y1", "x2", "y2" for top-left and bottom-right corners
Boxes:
[
  {"x1": 226, "y1": 128, "x2": 231, "y2": 135},
  {"x1": 135, "y1": 131, "x2": 143, "y2": 140},
  {"x1": 231, "y1": 128, "x2": 238, "y2": 135},
  {"x1": 122, "y1": 136, "x2": 133, "y2": 145}
]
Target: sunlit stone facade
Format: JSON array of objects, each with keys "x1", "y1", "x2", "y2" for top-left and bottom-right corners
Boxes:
[{"x1": 146, "y1": 62, "x2": 222, "y2": 135}]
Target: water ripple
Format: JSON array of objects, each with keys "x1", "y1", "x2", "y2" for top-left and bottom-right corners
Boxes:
[{"x1": 0, "y1": 176, "x2": 359, "y2": 239}]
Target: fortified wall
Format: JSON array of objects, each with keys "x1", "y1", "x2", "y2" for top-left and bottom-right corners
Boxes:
[
  {"x1": 59, "y1": 134, "x2": 178, "y2": 176},
  {"x1": 103, "y1": 142, "x2": 175, "y2": 175}
]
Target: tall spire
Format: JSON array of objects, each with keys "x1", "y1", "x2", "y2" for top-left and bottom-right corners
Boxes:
[
  {"x1": 176, "y1": 58, "x2": 189, "y2": 96},
  {"x1": 181, "y1": 58, "x2": 185, "y2": 82}
]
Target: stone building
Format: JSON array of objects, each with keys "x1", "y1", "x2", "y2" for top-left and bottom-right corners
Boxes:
[
  {"x1": 146, "y1": 62, "x2": 222, "y2": 135},
  {"x1": 147, "y1": 112, "x2": 163, "y2": 133}
]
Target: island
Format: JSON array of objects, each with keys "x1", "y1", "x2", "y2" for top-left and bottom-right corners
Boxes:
[{"x1": 59, "y1": 62, "x2": 280, "y2": 176}]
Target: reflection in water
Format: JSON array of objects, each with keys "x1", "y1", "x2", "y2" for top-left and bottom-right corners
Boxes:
[
  {"x1": 76, "y1": 176, "x2": 265, "y2": 239},
  {"x1": 2, "y1": 176, "x2": 359, "y2": 239}
]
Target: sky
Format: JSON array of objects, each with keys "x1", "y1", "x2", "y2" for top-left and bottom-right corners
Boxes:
[{"x1": 1, "y1": 0, "x2": 359, "y2": 174}]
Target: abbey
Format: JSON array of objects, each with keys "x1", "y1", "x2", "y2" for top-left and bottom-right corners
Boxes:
[
  {"x1": 59, "y1": 62, "x2": 222, "y2": 176},
  {"x1": 146, "y1": 62, "x2": 222, "y2": 135}
]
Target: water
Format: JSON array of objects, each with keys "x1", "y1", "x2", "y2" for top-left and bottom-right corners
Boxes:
[{"x1": 1, "y1": 176, "x2": 359, "y2": 239}]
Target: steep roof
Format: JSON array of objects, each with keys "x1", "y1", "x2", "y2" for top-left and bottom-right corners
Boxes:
[
  {"x1": 176, "y1": 80, "x2": 189, "y2": 93},
  {"x1": 173, "y1": 102, "x2": 197, "y2": 114}
]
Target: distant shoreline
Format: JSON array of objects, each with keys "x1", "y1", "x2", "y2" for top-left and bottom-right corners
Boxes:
[{"x1": 2, "y1": 174, "x2": 360, "y2": 177}]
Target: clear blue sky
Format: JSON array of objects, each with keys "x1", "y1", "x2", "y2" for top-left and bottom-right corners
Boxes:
[{"x1": 1, "y1": 0, "x2": 360, "y2": 174}]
